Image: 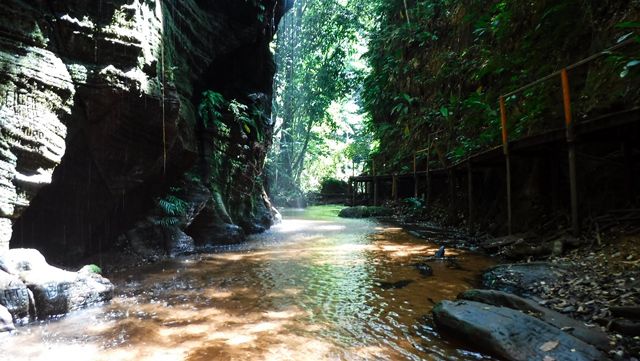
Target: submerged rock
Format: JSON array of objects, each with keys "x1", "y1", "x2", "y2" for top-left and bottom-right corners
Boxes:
[
  {"x1": 482, "y1": 262, "x2": 567, "y2": 296},
  {"x1": 433, "y1": 300, "x2": 608, "y2": 361},
  {"x1": 414, "y1": 263, "x2": 433, "y2": 276},
  {"x1": 0, "y1": 249, "x2": 113, "y2": 321},
  {"x1": 338, "y1": 206, "x2": 392, "y2": 218},
  {"x1": 376, "y1": 279, "x2": 413, "y2": 290},
  {"x1": 434, "y1": 245, "x2": 445, "y2": 258}
]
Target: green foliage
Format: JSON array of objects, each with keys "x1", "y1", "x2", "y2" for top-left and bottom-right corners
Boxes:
[
  {"x1": 404, "y1": 197, "x2": 425, "y2": 210},
  {"x1": 229, "y1": 100, "x2": 264, "y2": 141},
  {"x1": 155, "y1": 189, "x2": 188, "y2": 228},
  {"x1": 320, "y1": 178, "x2": 349, "y2": 195},
  {"x1": 244, "y1": 0, "x2": 267, "y2": 22},
  {"x1": 82, "y1": 264, "x2": 102, "y2": 274},
  {"x1": 269, "y1": 0, "x2": 374, "y2": 197},
  {"x1": 199, "y1": 91, "x2": 225, "y2": 129},
  {"x1": 362, "y1": 0, "x2": 640, "y2": 169}
]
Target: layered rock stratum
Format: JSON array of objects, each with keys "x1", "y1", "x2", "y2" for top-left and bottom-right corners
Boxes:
[{"x1": 0, "y1": 0, "x2": 290, "y2": 263}]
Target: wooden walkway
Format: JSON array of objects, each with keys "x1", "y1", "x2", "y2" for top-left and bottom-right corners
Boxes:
[{"x1": 349, "y1": 39, "x2": 639, "y2": 235}]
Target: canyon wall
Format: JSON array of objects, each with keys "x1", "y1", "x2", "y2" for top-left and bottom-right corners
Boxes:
[{"x1": 0, "y1": 0, "x2": 291, "y2": 264}]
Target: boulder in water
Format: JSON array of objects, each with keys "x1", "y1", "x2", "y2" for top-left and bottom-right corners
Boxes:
[
  {"x1": 0, "y1": 249, "x2": 114, "y2": 320},
  {"x1": 0, "y1": 270, "x2": 30, "y2": 321},
  {"x1": 414, "y1": 263, "x2": 433, "y2": 276},
  {"x1": 432, "y1": 300, "x2": 608, "y2": 361}
]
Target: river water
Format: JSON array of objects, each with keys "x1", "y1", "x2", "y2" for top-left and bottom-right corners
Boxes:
[{"x1": 0, "y1": 206, "x2": 495, "y2": 360}]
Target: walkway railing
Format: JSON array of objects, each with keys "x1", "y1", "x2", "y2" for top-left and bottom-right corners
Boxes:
[{"x1": 350, "y1": 38, "x2": 639, "y2": 235}]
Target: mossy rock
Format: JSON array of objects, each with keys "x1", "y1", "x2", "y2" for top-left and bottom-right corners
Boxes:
[{"x1": 338, "y1": 206, "x2": 392, "y2": 218}]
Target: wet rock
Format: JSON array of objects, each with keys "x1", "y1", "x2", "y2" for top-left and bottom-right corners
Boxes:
[
  {"x1": 1, "y1": 249, "x2": 113, "y2": 319},
  {"x1": 482, "y1": 262, "x2": 568, "y2": 296},
  {"x1": 415, "y1": 263, "x2": 433, "y2": 276},
  {"x1": 433, "y1": 300, "x2": 609, "y2": 361},
  {"x1": 338, "y1": 206, "x2": 392, "y2": 218},
  {"x1": 3, "y1": 0, "x2": 287, "y2": 265},
  {"x1": 271, "y1": 207, "x2": 283, "y2": 225},
  {"x1": 164, "y1": 227, "x2": 196, "y2": 258},
  {"x1": 459, "y1": 289, "x2": 611, "y2": 351},
  {"x1": 189, "y1": 219, "x2": 246, "y2": 250},
  {"x1": 0, "y1": 304, "x2": 14, "y2": 333},
  {"x1": 0, "y1": 270, "x2": 30, "y2": 320},
  {"x1": 376, "y1": 280, "x2": 413, "y2": 290}
]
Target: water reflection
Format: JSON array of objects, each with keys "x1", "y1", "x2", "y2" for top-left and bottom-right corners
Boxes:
[{"x1": 0, "y1": 206, "x2": 495, "y2": 360}]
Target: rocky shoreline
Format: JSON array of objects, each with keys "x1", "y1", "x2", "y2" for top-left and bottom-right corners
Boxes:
[
  {"x1": 340, "y1": 205, "x2": 640, "y2": 360},
  {"x1": 0, "y1": 249, "x2": 113, "y2": 333}
]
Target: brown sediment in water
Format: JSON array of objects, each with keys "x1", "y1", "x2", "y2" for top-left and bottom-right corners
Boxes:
[{"x1": 0, "y1": 206, "x2": 496, "y2": 360}]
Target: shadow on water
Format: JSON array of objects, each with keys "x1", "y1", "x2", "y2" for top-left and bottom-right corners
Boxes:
[{"x1": 0, "y1": 205, "x2": 496, "y2": 360}]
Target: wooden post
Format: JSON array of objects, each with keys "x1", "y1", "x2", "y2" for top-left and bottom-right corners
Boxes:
[
  {"x1": 562, "y1": 68, "x2": 579, "y2": 234},
  {"x1": 500, "y1": 96, "x2": 513, "y2": 235},
  {"x1": 392, "y1": 173, "x2": 398, "y2": 201},
  {"x1": 353, "y1": 180, "x2": 358, "y2": 204},
  {"x1": 447, "y1": 168, "x2": 456, "y2": 221},
  {"x1": 413, "y1": 153, "x2": 418, "y2": 198},
  {"x1": 373, "y1": 161, "x2": 378, "y2": 206},
  {"x1": 426, "y1": 134, "x2": 432, "y2": 205},
  {"x1": 467, "y1": 161, "x2": 474, "y2": 231},
  {"x1": 624, "y1": 141, "x2": 636, "y2": 205}
]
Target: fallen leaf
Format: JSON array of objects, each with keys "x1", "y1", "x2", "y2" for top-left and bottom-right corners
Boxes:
[{"x1": 540, "y1": 340, "x2": 559, "y2": 352}]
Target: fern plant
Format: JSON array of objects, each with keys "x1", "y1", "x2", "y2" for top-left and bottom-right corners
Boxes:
[
  {"x1": 199, "y1": 91, "x2": 226, "y2": 128},
  {"x1": 229, "y1": 100, "x2": 264, "y2": 141},
  {"x1": 154, "y1": 191, "x2": 188, "y2": 228}
]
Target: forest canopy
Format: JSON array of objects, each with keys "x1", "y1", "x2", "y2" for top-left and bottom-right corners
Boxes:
[{"x1": 268, "y1": 0, "x2": 640, "y2": 203}]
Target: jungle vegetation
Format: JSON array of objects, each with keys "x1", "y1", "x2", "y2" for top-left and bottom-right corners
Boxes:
[{"x1": 268, "y1": 0, "x2": 640, "y2": 203}]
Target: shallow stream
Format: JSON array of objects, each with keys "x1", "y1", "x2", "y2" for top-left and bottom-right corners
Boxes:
[{"x1": 0, "y1": 206, "x2": 495, "y2": 360}]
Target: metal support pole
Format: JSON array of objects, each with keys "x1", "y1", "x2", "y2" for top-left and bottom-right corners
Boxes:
[
  {"x1": 392, "y1": 173, "x2": 398, "y2": 201},
  {"x1": 500, "y1": 96, "x2": 513, "y2": 235},
  {"x1": 353, "y1": 181, "x2": 358, "y2": 204},
  {"x1": 426, "y1": 134, "x2": 432, "y2": 204},
  {"x1": 413, "y1": 153, "x2": 418, "y2": 198},
  {"x1": 373, "y1": 162, "x2": 378, "y2": 206},
  {"x1": 624, "y1": 141, "x2": 636, "y2": 205},
  {"x1": 562, "y1": 68, "x2": 579, "y2": 234},
  {"x1": 448, "y1": 168, "x2": 456, "y2": 221},
  {"x1": 467, "y1": 161, "x2": 474, "y2": 231}
]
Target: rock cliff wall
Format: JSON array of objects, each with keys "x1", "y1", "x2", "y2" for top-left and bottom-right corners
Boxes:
[{"x1": 0, "y1": 0, "x2": 291, "y2": 264}]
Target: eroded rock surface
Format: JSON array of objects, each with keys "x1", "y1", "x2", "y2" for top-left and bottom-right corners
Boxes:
[
  {"x1": 433, "y1": 300, "x2": 608, "y2": 361},
  {"x1": 482, "y1": 262, "x2": 567, "y2": 296},
  {"x1": 0, "y1": 248, "x2": 113, "y2": 326},
  {"x1": 0, "y1": 0, "x2": 291, "y2": 263},
  {"x1": 458, "y1": 289, "x2": 611, "y2": 352},
  {"x1": 0, "y1": 304, "x2": 14, "y2": 333}
]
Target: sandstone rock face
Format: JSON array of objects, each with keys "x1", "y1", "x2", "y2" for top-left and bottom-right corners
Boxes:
[
  {"x1": 0, "y1": 1, "x2": 290, "y2": 263},
  {"x1": 0, "y1": 248, "x2": 113, "y2": 325}
]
